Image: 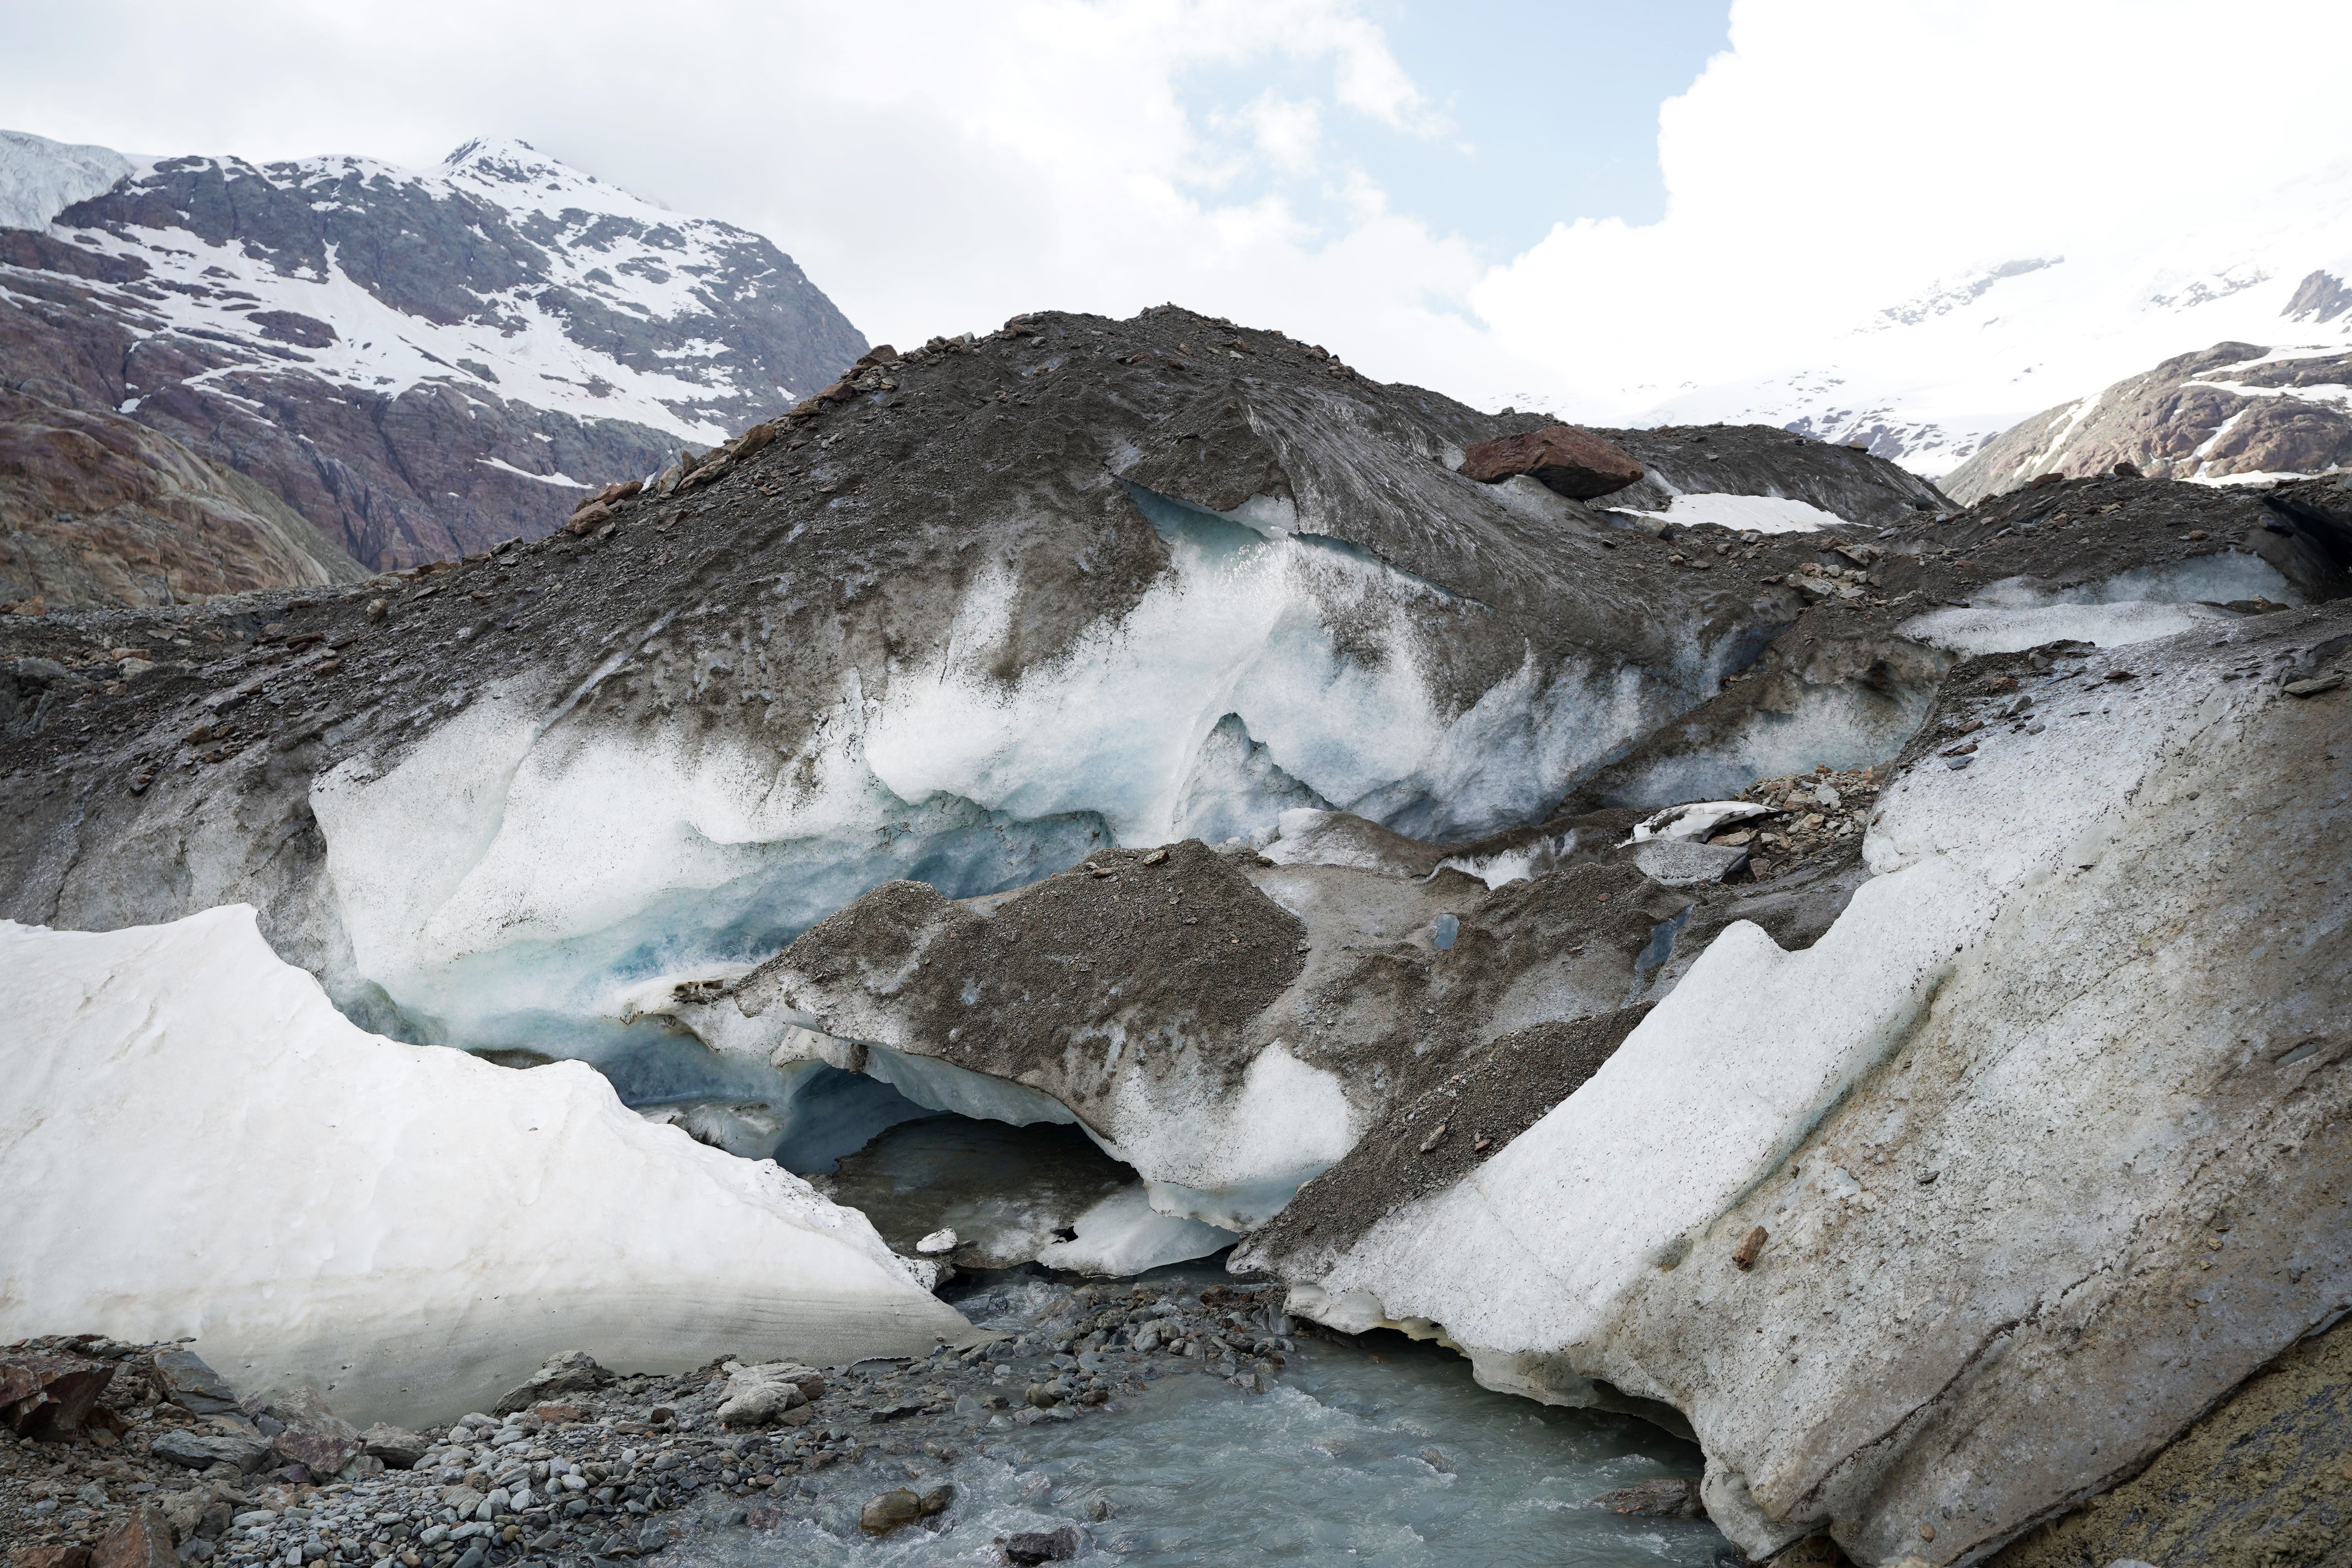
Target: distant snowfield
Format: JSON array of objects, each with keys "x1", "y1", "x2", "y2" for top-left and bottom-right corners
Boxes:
[{"x1": 1633, "y1": 188, "x2": 2352, "y2": 477}]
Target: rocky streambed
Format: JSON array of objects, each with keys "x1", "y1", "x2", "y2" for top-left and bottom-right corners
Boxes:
[{"x1": 4, "y1": 1266, "x2": 1728, "y2": 1568}]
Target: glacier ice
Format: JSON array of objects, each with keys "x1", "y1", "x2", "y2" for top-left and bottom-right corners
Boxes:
[
  {"x1": 1238, "y1": 612, "x2": 2352, "y2": 1561},
  {"x1": 309, "y1": 486, "x2": 1759, "y2": 1077},
  {"x1": 1034, "y1": 1185, "x2": 1242, "y2": 1276},
  {"x1": 0, "y1": 906, "x2": 972, "y2": 1428},
  {"x1": 1901, "y1": 551, "x2": 2299, "y2": 655},
  {"x1": 0, "y1": 128, "x2": 134, "y2": 232}
]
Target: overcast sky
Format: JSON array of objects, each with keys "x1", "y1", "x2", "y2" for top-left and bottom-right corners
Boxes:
[{"x1": 7, "y1": 0, "x2": 2351, "y2": 419}]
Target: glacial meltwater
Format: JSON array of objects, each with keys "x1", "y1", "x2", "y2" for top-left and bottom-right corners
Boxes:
[{"x1": 661, "y1": 1261, "x2": 1730, "y2": 1566}]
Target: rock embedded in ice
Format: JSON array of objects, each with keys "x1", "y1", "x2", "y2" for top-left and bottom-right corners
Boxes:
[
  {"x1": 0, "y1": 906, "x2": 974, "y2": 1428},
  {"x1": 1630, "y1": 838, "x2": 1750, "y2": 887}
]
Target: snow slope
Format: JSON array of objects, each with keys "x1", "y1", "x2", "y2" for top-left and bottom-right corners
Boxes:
[{"x1": 0, "y1": 906, "x2": 970, "y2": 1428}]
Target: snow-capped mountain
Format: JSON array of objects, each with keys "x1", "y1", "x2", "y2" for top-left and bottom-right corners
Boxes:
[
  {"x1": 0, "y1": 130, "x2": 864, "y2": 569},
  {"x1": 1641, "y1": 176, "x2": 2352, "y2": 481}
]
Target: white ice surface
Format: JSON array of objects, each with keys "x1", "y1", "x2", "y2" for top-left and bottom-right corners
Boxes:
[
  {"x1": 1900, "y1": 600, "x2": 2232, "y2": 656},
  {"x1": 1618, "y1": 494, "x2": 1838, "y2": 534},
  {"x1": 1094, "y1": 1042, "x2": 1357, "y2": 1231},
  {"x1": 1034, "y1": 1185, "x2": 1241, "y2": 1276},
  {"x1": 0, "y1": 907, "x2": 971, "y2": 1428},
  {"x1": 0, "y1": 129, "x2": 132, "y2": 231},
  {"x1": 1900, "y1": 552, "x2": 2294, "y2": 655}
]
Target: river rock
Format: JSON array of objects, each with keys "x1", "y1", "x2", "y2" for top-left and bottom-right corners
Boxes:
[
  {"x1": 88, "y1": 1506, "x2": 173, "y2": 1568},
  {"x1": 494, "y1": 1350, "x2": 616, "y2": 1415},
  {"x1": 9, "y1": 1548, "x2": 92, "y2": 1568},
  {"x1": 149, "y1": 1350, "x2": 242, "y2": 1420},
  {"x1": 1000, "y1": 1524, "x2": 1082, "y2": 1564},
  {"x1": 859, "y1": 1487, "x2": 921, "y2": 1534},
  {"x1": 1592, "y1": 1476, "x2": 1706, "y2": 1518},
  {"x1": 361, "y1": 1421, "x2": 430, "y2": 1467}
]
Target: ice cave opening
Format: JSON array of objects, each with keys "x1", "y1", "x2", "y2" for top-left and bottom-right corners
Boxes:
[{"x1": 486, "y1": 1038, "x2": 1247, "y2": 1280}]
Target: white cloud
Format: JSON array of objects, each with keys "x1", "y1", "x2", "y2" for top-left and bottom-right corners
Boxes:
[
  {"x1": 6, "y1": 0, "x2": 2351, "y2": 438},
  {"x1": 1473, "y1": 0, "x2": 2352, "y2": 414},
  {"x1": 1241, "y1": 92, "x2": 1323, "y2": 175}
]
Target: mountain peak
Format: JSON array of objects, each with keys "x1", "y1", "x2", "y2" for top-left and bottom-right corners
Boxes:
[{"x1": 441, "y1": 136, "x2": 569, "y2": 182}]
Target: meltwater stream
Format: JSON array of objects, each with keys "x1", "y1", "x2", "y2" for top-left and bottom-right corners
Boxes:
[{"x1": 662, "y1": 1261, "x2": 1730, "y2": 1567}]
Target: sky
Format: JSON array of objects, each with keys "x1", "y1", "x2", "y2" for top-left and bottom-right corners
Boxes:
[{"x1": 5, "y1": 0, "x2": 2352, "y2": 426}]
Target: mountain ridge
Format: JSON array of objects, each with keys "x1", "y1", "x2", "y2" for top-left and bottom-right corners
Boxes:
[{"x1": 0, "y1": 129, "x2": 866, "y2": 571}]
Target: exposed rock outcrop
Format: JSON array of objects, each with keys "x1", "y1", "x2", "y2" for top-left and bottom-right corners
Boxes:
[
  {"x1": 1458, "y1": 425, "x2": 1643, "y2": 499},
  {"x1": 1943, "y1": 340, "x2": 2352, "y2": 503},
  {"x1": 0, "y1": 387, "x2": 365, "y2": 607}
]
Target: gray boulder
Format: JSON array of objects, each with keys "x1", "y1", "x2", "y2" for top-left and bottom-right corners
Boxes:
[
  {"x1": 148, "y1": 1427, "x2": 269, "y2": 1473},
  {"x1": 360, "y1": 1422, "x2": 431, "y2": 1468},
  {"x1": 494, "y1": 1350, "x2": 614, "y2": 1416}
]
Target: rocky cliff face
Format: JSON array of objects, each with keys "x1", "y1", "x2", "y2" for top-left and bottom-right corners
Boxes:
[
  {"x1": 1, "y1": 387, "x2": 365, "y2": 608},
  {"x1": 1943, "y1": 336, "x2": 2352, "y2": 504},
  {"x1": 0, "y1": 130, "x2": 865, "y2": 571}
]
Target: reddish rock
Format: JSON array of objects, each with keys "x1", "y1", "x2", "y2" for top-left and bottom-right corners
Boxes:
[
  {"x1": 531, "y1": 1403, "x2": 585, "y2": 1424},
  {"x1": 10, "y1": 1547, "x2": 93, "y2": 1568},
  {"x1": 563, "y1": 501, "x2": 613, "y2": 537},
  {"x1": 1458, "y1": 426, "x2": 1643, "y2": 500},
  {"x1": 0, "y1": 1353, "x2": 115, "y2": 1439},
  {"x1": 270, "y1": 1425, "x2": 360, "y2": 1479},
  {"x1": 90, "y1": 1508, "x2": 174, "y2": 1568}
]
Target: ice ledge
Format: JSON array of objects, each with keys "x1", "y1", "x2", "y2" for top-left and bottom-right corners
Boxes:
[{"x1": 0, "y1": 128, "x2": 134, "y2": 231}]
